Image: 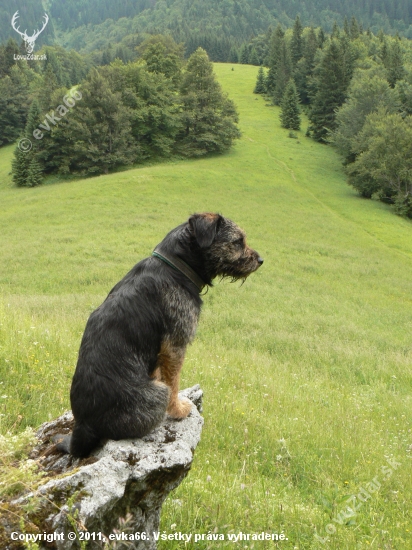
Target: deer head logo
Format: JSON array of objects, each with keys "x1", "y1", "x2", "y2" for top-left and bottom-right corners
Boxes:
[{"x1": 11, "y1": 11, "x2": 49, "y2": 54}]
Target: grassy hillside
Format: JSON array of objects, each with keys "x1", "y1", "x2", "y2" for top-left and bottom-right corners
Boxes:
[{"x1": 0, "y1": 64, "x2": 411, "y2": 549}]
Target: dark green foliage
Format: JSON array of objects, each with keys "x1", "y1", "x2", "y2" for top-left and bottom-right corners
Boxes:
[
  {"x1": 308, "y1": 37, "x2": 355, "y2": 142},
  {"x1": 332, "y1": 69, "x2": 398, "y2": 163},
  {"x1": 24, "y1": 99, "x2": 42, "y2": 139},
  {"x1": 250, "y1": 48, "x2": 260, "y2": 66},
  {"x1": 272, "y1": 39, "x2": 293, "y2": 105},
  {"x1": 254, "y1": 66, "x2": 266, "y2": 94},
  {"x1": 228, "y1": 47, "x2": 239, "y2": 63},
  {"x1": 137, "y1": 35, "x2": 184, "y2": 88},
  {"x1": 386, "y1": 39, "x2": 405, "y2": 88},
  {"x1": 42, "y1": 68, "x2": 138, "y2": 175},
  {"x1": 346, "y1": 109, "x2": 412, "y2": 217},
  {"x1": 266, "y1": 24, "x2": 284, "y2": 94},
  {"x1": 26, "y1": 155, "x2": 44, "y2": 187},
  {"x1": 12, "y1": 146, "x2": 30, "y2": 187},
  {"x1": 294, "y1": 27, "x2": 320, "y2": 104},
  {"x1": 290, "y1": 16, "x2": 303, "y2": 67},
  {"x1": 0, "y1": 65, "x2": 33, "y2": 145},
  {"x1": 280, "y1": 79, "x2": 301, "y2": 131},
  {"x1": 177, "y1": 48, "x2": 241, "y2": 157},
  {"x1": 239, "y1": 45, "x2": 249, "y2": 65}
]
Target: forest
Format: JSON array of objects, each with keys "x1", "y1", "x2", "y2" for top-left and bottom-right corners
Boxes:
[
  {"x1": 1, "y1": 0, "x2": 412, "y2": 48},
  {"x1": 254, "y1": 17, "x2": 412, "y2": 217}
]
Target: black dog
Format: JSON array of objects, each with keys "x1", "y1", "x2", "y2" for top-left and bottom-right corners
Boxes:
[{"x1": 57, "y1": 213, "x2": 263, "y2": 457}]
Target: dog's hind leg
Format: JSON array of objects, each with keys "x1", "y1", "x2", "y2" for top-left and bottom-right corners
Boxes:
[
  {"x1": 157, "y1": 342, "x2": 192, "y2": 419},
  {"x1": 70, "y1": 422, "x2": 102, "y2": 458}
]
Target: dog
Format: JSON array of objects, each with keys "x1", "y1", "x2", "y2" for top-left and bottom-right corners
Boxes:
[{"x1": 56, "y1": 213, "x2": 263, "y2": 458}]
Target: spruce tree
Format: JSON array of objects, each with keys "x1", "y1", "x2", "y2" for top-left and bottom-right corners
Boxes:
[
  {"x1": 308, "y1": 37, "x2": 354, "y2": 142},
  {"x1": 387, "y1": 39, "x2": 405, "y2": 88},
  {"x1": 26, "y1": 156, "x2": 44, "y2": 187},
  {"x1": 253, "y1": 66, "x2": 266, "y2": 94},
  {"x1": 266, "y1": 24, "x2": 284, "y2": 94},
  {"x1": 272, "y1": 39, "x2": 292, "y2": 105},
  {"x1": 228, "y1": 46, "x2": 239, "y2": 63},
  {"x1": 177, "y1": 48, "x2": 241, "y2": 156},
  {"x1": 294, "y1": 26, "x2": 319, "y2": 104},
  {"x1": 250, "y1": 48, "x2": 259, "y2": 66},
  {"x1": 239, "y1": 44, "x2": 249, "y2": 64},
  {"x1": 290, "y1": 16, "x2": 303, "y2": 67},
  {"x1": 24, "y1": 99, "x2": 42, "y2": 140},
  {"x1": 280, "y1": 80, "x2": 301, "y2": 131},
  {"x1": 12, "y1": 146, "x2": 31, "y2": 187}
]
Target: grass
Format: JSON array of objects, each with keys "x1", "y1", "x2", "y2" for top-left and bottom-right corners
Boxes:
[{"x1": 0, "y1": 63, "x2": 411, "y2": 549}]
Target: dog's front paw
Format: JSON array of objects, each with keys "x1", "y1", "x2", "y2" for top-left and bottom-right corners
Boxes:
[{"x1": 167, "y1": 398, "x2": 192, "y2": 419}]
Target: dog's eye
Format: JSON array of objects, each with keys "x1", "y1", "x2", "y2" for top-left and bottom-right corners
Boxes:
[{"x1": 234, "y1": 238, "x2": 244, "y2": 247}]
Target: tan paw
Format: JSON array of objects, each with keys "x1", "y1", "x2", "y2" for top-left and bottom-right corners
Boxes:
[{"x1": 167, "y1": 398, "x2": 192, "y2": 419}]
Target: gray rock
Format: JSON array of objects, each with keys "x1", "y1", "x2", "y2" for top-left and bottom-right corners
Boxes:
[{"x1": 7, "y1": 386, "x2": 203, "y2": 550}]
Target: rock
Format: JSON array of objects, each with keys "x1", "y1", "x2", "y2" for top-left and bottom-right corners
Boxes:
[{"x1": 2, "y1": 386, "x2": 203, "y2": 550}]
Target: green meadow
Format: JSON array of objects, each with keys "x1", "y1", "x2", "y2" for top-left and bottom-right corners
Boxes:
[{"x1": 0, "y1": 63, "x2": 411, "y2": 549}]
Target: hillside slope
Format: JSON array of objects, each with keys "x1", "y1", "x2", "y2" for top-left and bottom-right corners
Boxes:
[{"x1": 0, "y1": 64, "x2": 410, "y2": 549}]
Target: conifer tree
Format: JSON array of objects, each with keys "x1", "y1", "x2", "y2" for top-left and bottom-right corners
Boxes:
[
  {"x1": 239, "y1": 44, "x2": 249, "y2": 64},
  {"x1": 290, "y1": 16, "x2": 303, "y2": 67},
  {"x1": 308, "y1": 37, "x2": 354, "y2": 142},
  {"x1": 294, "y1": 26, "x2": 319, "y2": 104},
  {"x1": 12, "y1": 146, "x2": 31, "y2": 187},
  {"x1": 343, "y1": 17, "x2": 350, "y2": 36},
  {"x1": 387, "y1": 38, "x2": 405, "y2": 88},
  {"x1": 24, "y1": 99, "x2": 42, "y2": 139},
  {"x1": 40, "y1": 64, "x2": 59, "y2": 111},
  {"x1": 26, "y1": 155, "x2": 44, "y2": 187},
  {"x1": 266, "y1": 24, "x2": 284, "y2": 93},
  {"x1": 280, "y1": 79, "x2": 301, "y2": 131},
  {"x1": 254, "y1": 66, "x2": 266, "y2": 94},
  {"x1": 272, "y1": 39, "x2": 292, "y2": 105},
  {"x1": 250, "y1": 48, "x2": 259, "y2": 66},
  {"x1": 318, "y1": 27, "x2": 326, "y2": 48},
  {"x1": 228, "y1": 46, "x2": 239, "y2": 63},
  {"x1": 177, "y1": 48, "x2": 241, "y2": 156},
  {"x1": 350, "y1": 16, "x2": 360, "y2": 39}
]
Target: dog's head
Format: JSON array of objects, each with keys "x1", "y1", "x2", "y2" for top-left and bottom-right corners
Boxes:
[{"x1": 189, "y1": 213, "x2": 263, "y2": 281}]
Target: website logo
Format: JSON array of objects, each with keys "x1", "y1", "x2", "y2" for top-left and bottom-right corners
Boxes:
[{"x1": 11, "y1": 10, "x2": 49, "y2": 54}]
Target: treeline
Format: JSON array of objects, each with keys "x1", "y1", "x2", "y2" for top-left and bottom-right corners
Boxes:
[
  {"x1": 254, "y1": 18, "x2": 412, "y2": 218},
  {"x1": 11, "y1": 38, "x2": 240, "y2": 186},
  {"x1": 50, "y1": 0, "x2": 412, "y2": 41}
]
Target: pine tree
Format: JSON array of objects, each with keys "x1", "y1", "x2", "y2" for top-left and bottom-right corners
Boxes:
[
  {"x1": 12, "y1": 145, "x2": 31, "y2": 187},
  {"x1": 343, "y1": 17, "x2": 350, "y2": 36},
  {"x1": 24, "y1": 99, "x2": 42, "y2": 140},
  {"x1": 26, "y1": 156, "x2": 44, "y2": 187},
  {"x1": 350, "y1": 16, "x2": 360, "y2": 39},
  {"x1": 177, "y1": 48, "x2": 241, "y2": 156},
  {"x1": 250, "y1": 48, "x2": 259, "y2": 66},
  {"x1": 294, "y1": 26, "x2": 319, "y2": 104},
  {"x1": 272, "y1": 39, "x2": 292, "y2": 105},
  {"x1": 290, "y1": 16, "x2": 303, "y2": 67},
  {"x1": 387, "y1": 38, "x2": 405, "y2": 88},
  {"x1": 228, "y1": 46, "x2": 239, "y2": 63},
  {"x1": 280, "y1": 79, "x2": 301, "y2": 130},
  {"x1": 266, "y1": 24, "x2": 284, "y2": 94},
  {"x1": 239, "y1": 44, "x2": 249, "y2": 64},
  {"x1": 40, "y1": 64, "x2": 59, "y2": 111},
  {"x1": 254, "y1": 66, "x2": 266, "y2": 94},
  {"x1": 308, "y1": 38, "x2": 354, "y2": 142}
]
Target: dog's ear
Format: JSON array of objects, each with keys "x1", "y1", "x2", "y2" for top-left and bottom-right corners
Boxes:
[{"x1": 189, "y1": 213, "x2": 222, "y2": 249}]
